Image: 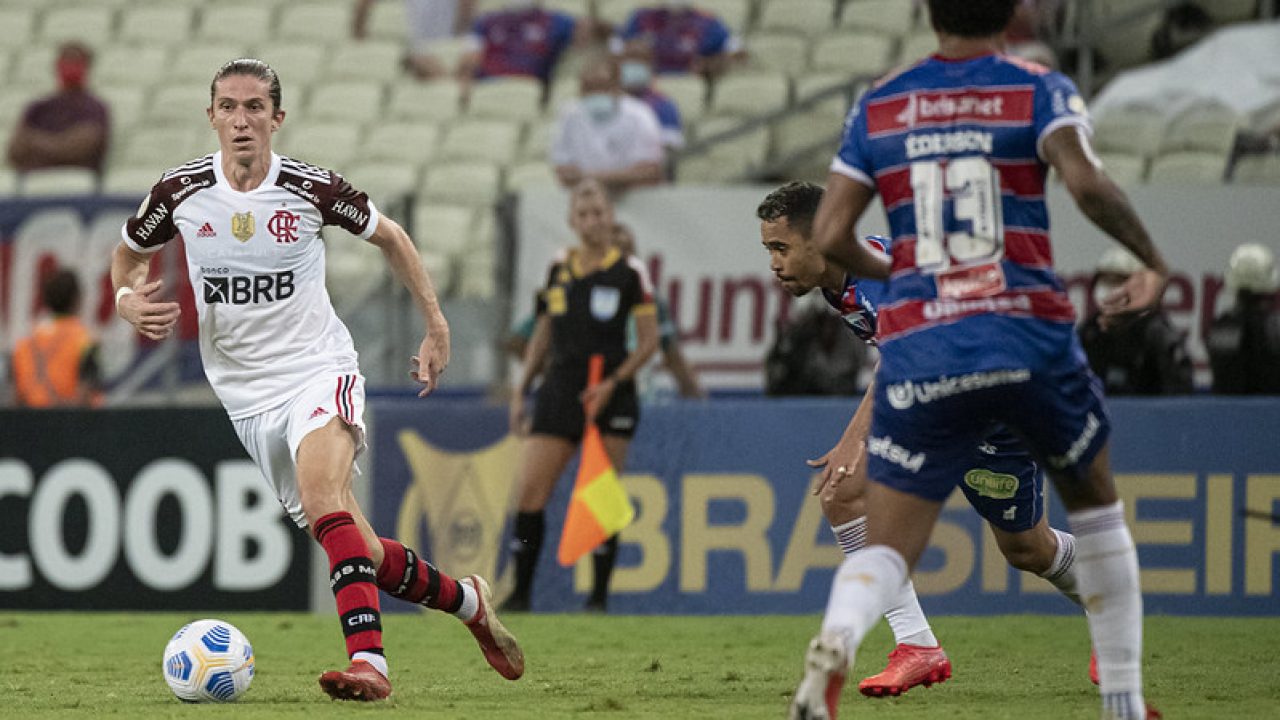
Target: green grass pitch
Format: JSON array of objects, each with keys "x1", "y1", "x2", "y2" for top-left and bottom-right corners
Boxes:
[{"x1": 1, "y1": 611, "x2": 1274, "y2": 718}]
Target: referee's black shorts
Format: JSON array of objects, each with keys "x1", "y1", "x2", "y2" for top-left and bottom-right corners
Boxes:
[{"x1": 530, "y1": 370, "x2": 639, "y2": 442}]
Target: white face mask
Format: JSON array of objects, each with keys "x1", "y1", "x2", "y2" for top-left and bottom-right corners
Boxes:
[
  {"x1": 620, "y1": 61, "x2": 651, "y2": 90},
  {"x1": 580, "y1": 93, "x2": 617, "y2": 123},
  {"x1": 1092, "y1": 281, "x2": 1120, "y2": 309}
]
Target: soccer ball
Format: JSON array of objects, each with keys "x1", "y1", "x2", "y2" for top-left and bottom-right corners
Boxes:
[{"x1": 161, "y1": 619, "x2": 255, "y2": 702}]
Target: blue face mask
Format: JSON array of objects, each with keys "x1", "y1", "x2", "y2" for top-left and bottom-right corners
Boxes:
[
  {"x1": 620, "y1": 61, "x2": 651, "y2": 90},
  {"x1": 580, "y1": 93, "x2": 618, "y2": 123}
]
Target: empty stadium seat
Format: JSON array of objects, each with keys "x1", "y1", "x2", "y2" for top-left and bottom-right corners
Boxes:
[
  {"x1": 420, "y1": 162, "x2": 504, "y2": 206},
  {"x1": 324, "y1": 40, "x2": 404, "y2": 83},
  {"x1": 710, "y1": 72, "x2": 789, "y2": 118},
  {"x1": 411, "y1": 203, "x2": 477, "y2": 258},
  {"x1": 1159, "y1": 102, "x2": 1241, "y2": 156},
  {"x1": 544, "y1": 79, "x2": 582, "y2": 119},
  {"x1": 9, "y1": 44, "x2": 58, "y2": 85},
  {"x1": 343, "y1": 160, "x2": 422, "y2": 207},
  {"x1": 196, "y1": 4, "x2": 276, "y2": 45},
  {"x1": 840, "y1": 0, "x2": 915, "y2": 36},
  {"x1": 95, "y1": 46, "x2": 170, "y2": 88},
  {"x1": 542, "y1": 0, "x2": 592, "y2": 19},
  {"x1": 275, "y1": 122, "x2": 363, "y2": 169},
  {"x1": 0, "y1": 6, "x2": 37, "y2": 51},
  {"x1": 360, "y1": 122, "x2": 441, "y2": 165},
  {"x1": 1096, "y1": 152, "x2": 1148, "y2": 186},
  {"x1": 150, "y1": 85, "x2": 215, "y2": 125},
  {"x1": 0, "y1": 167, "x2": 17, "y2": 198},
  {"x1": 1202, "y1": 0, "x2": 1258, "y2": 24},
  {"x1": 118, "y1": 5, "x2": 195, "y2": 46},
  {"x1": 757, "y1": 0, "x2": 834, "y2": 37},
  {"x1": 456, "y1": 252, "x2": 497, "y2": 299},
  {"x1": 115, "y1": 126, "x2": 202, "y2": 168},
  {"x1": 1232, "y1": 154, "x2": 1280, "y2": 185},
  {"x1": 170, "y1": 43, "x2": 254, "y2": 83},
  {"x1": 304, "y1": 82, "x2": 385, "y2": 124},
  {"x1": 810, "y1": 32, "x2": 893, "y2": 78},
  {"x1": 387, "y1": 80, "x2": 465, "y2": 123},
  {"x1": 40, "y1": 6, "x2": 115, "y2": 47},
  {"x1": 278, "y1": 2, "x2": 352, "y2": 42},
  {"x1": 694, "y1": 116, "x2": 771, "y2": 166},
  {"x1": 19, "y1": 167, "x2": 98, "y2": 197},
  {"x1": 746, "y1": 32, "x2": 809, "y2": 76},
  {"x1": 521, "y1": 120, "x2": 554, "y2": 161},
  {"x1": 366, "y1": 0, "x2": 408, "y2": 41},
  {"x1": 506, "y1": 161, "x2": 558, "y2": 192},
  {"x1": 469, "y1": 77, "x2": 544, "y2": 121},
  {"x1": 1092, "y1": 105, "x2": 1166, "y2": 158},
  {"x1": 597, "y1": 0, "x2": 649, "y2": 27},
  {"x1": 256, "y1": 41, "x2": 327, "y2": 89},
  {"x1": 438, "y1": 119, "x2": 523, "y2": 165},
  {"x1": 1147, "y1": 150, "x2": 1228, "y2": 184},
  {"x1": 696, "y1": 0, "x2": 752, "y2": 34},
  {"x1": 97, "y1": 84, "x2": 148, "y2": 136},
  {"x1": 102, "y1": 166, "x2": 162, "y2": 197},
  {"x1": 897, "y1": 29, "x2": 938, "y2": 64}
]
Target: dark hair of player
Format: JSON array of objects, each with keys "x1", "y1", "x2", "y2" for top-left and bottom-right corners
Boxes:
[
  {"x1": 756, "y1": 181, "x2": 824, "y2": 238},
  {"x1": 926, "y1": 0, "x2": 1018, "y2": 38},
  {"x1": 210, "y1": 58, "x2": 283, "y2": 111},
  {"x1": 42, "y1": 269, "x2": 80, "y2": 316}
]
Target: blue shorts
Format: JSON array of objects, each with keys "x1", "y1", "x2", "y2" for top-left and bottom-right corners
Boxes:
[
  {"x1": 955, "y1": 427, "x2": 1043, "y2": 533},
  {"x1": 868, "y1": 362, "x2": 1110, "y2": 514}
]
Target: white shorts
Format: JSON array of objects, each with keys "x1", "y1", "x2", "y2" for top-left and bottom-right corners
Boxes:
[{"x1": 231, "y1": 372, "x2": 367, "y2": 529}]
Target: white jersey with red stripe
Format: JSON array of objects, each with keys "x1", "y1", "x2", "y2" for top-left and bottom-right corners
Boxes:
[
  {"x1": 121, "y1": 151, "x2": 381, "y2": 419},
  {"x1": 833, "y1": 52, "x2": 1091, "y2": 382}
]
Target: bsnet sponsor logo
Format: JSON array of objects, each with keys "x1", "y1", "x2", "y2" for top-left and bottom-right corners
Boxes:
[{"x1": 885, "y1": 369, "x2": 1032, "y2": 410}]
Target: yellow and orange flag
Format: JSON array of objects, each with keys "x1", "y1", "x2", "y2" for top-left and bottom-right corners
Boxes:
[{"x1": 557, "y1": 355, "x2": 636, "y2": 566}]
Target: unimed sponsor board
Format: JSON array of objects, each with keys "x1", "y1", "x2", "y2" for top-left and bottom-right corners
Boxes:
[
  {"x1": 0, "y1": 409, "x2": 308, "y2": 610},
  {"x1": 371, "y1": 397, "x2": 1280, "y2": 615}
]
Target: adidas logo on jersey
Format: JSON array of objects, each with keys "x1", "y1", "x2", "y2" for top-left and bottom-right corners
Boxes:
[
  {"x1": 309, "y1": 407, "x2": 329, "y2": 420},
  {"x1": 196, "y1": 222, "x2": 216, "y2": 238}
]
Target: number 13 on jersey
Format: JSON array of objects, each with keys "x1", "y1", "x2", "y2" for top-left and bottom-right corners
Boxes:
[{"x1": 910, "y1": 156, "x2": 1005, "y2": 273}]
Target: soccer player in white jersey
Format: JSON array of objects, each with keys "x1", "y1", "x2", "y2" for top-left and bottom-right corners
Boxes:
[{"x1": 111, "y1": 59, "x2": 523, "y2": 701}]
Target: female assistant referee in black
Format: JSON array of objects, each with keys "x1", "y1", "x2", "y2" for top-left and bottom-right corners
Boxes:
[{"x1": 503, "y1": 179, "x2": 659, "y2": 612}]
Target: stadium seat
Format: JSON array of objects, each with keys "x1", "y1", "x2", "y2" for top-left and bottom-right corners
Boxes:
[
  {"x1": 0, "y1": 7, "x2": 37, "y2": 51},
  {"x1": 1159, "y1": 102, "x2": 1241, "y2": 156},
  {"x1": 506, "y1": 160, "x2": 558, "y2": 192},
  {"x1": 9, "y1": 43, "x2": 58, "y2": 85},
  {"x1": 0, "y1": 167, "x2": 17, "y2": 198},
  {"x1": 773, "y1": 77, "x2": 856, "y2": 163},
  {"x1": 597, "y1": 0, "x2": 649, "y2": 27},
  {"x1": 421, "y1": 36, "x2": 475, "y2": 76},
  {"x1": 695, "y1": 116, "x2": 771, "y2": 165},
  {"x1": 278, "y1": 2, "x2": 352, "y2": 42},
  {"x1": 196, "y1": 4, "x2": 276, "y2": 45},
  {"x1": 325, "y1": 229, "x2": 387, "y2": 310},
  {"x1": 150, "y1": 85, "x2": 216, "y2": 126},
  {"x1": 304, "y1": 82, "x2": 385, "y2": 124},
  {"x1": 745, "y1": 32, "x2": 809, "y2": 77},
  {"x1": 678, "y1": 152, "x2": 752, "y2": 183},
  {"x1": 1092, "y1": 105, "x2": 1166, "y2": 158},
  {"x1": 810, "y1": 32, "x2": 894, "y2": 78},
  {"x1": 0, "y1": 84, "x2": 46, "y2": 132},
  {"x1": 839, "y1": 0, "x2": 915, "y2": 36},
  {"x1": 1096, "y1": 151, "x2": 1148, "y2": 186},
  {"x1": 710, "y1": 71, "x2": 789, "y2": 118},
  {"x1": 542, "y1": 0, "x2": 592, "y2": 19},
  {"x1": 1201, "y1": 0, "x2": 1258, "y2": 24},
  {"x1": 343, "y1": 160, "x2": 422, "y2": 208},
  {"x1": 19, "y1": 167, "x2": 98, "y2": 197},
  {"x1": 360, "y1": 122, "x2": 442, "y2": 165},
  {"x1": 118, "y1": 5, "x2": 195, "y2": 47},
  {"x1": 757, "y1": 0, "x2": 834, "y2": 37},
  {"x1": 521, "y1": 120, "x2": 554, "y2": 161},
  {"x1": 457, "y1": 251, "x2": 497, "y2": 299},
  {"x1": 411, "y1": 203, "x2": 477, "y2": 258},
  {"x1": 544, "y1": 79, "x2": 582, "y2": 120},
  {"x1": 39, "y1": 6, "x2": 116, "y2": 47},
  {"x1": 469, "y1": 77, "x2": 544, "y2": 121},
  {"x1": 275, "y1": 122, "x2": 363, "y2": 169},
  {"x1": 324, "y1": 40, "x2": 404, "y2": 84},
  {"x1": 897, "y1": 29, "x2": 938, "y2": 64},
  {"x1": 102, "y1": 166, "x2": 162, "y2": 197},
  {"x1": 387, "y1": 80, "x2": 465, "y2": 123},
  {"x1": 115, "y1": 126, "x2": 202, "y2": 168},
  {"x1": 365, "y1": 0, "x2": 408, "y2": 41},
  {"x1": 696, "y1": 0, "x2": 752, "y2": 34},
  {"x1": 256, "y1": 41, "x2": 327, "y2": 89},
  {"x1": 95, "y1": 46, "x2": 170, "y2": 88},
  {"x1": 438, "y1": 119, "x2": 524, "y2": 165},
  {"x1": 97, "y1": 84, "x2": 148, "y2": 137},
  {"x1": 1232, "y1": 154, "x2": 1280, "y2": 185},
  {"x1": 170, "y1": 43, "x2": 255, "y2": 83},
  {"x1": 1147, "y1": 150, "x2": 1228, "y2": 184},
  {"x1": 419, "y1": 161, "x2": 504, "y2": 207}
]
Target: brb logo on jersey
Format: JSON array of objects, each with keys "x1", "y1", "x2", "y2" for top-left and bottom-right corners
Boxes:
[
  {"x1": 203, "y1": 271, "x2": 295, "y2": 305},
  {"x1": 268, "y1": 210, "x2": 300, "y2": 244}
]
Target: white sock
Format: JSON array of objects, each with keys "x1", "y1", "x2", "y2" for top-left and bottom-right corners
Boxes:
[
  {"x1": 452, "y1": 579, "x2": 480, "y2": 622},
  {"x1": 820, "y1": 545, "x2": 910, "y2": 665},
  {"x1": 1039, "y1": 527, "x2": 1083, "y2": 606},
  {"x1": 352, "y1": 651, "x2": 388, "y2": 678},
  {"x1": 831, "y1": 518, "x2": 937, "y2": 647},
  {"x1": 1069, "y1": 502, "x2": 1145, "y2": 719}
]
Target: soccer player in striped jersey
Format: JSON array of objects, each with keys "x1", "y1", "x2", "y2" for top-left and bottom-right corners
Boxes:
[
  {"x1": 789, "y1": 1, "x2": 1167, "y2": 718},
  {"x1": 111, "y1": 59, "x2": 523, "y2": 701}
]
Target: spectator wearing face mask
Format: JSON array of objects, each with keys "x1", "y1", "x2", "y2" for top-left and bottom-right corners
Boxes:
[
  {"x1": 7, "y1": 41, "x2": 110, "y2": 175},
  {"x1": 618, "y1": 45, "x2": 684, "y2": 153},
  {"x1": 550, "y1": 59, "x2": 665, "y2": 192},
  {"x1": 1207, "y1": 243, "x2": 1280, "y2": 394},
  {"x1": 610, "y1": 1, "x2": 742, "y2": 79},
  {"x1": 1077, "y1": 247, "x2": 1192, "y2": 395}
]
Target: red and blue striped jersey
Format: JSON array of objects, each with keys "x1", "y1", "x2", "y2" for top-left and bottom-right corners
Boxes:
[
  {"x1": 472, "y1": 8, "x2": 576, "y2": 83},
  {"x1": 833, "y1": 52, "x2": 1092, "y2": 381},
  {"x1": 617, "y1": 8, "x2": 734, "y2": 75}
]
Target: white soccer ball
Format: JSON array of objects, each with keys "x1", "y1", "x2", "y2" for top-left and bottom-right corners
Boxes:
[{"x1": 161, "y1": 619, "x2": 255, "y2": 702}]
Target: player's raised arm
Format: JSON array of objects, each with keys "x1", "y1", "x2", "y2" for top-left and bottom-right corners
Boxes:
[
  {"x1": 1043, "y1": 125, "x2": 1169, "y2": 319},
  {"x1": 365, "y1": 215, "x2": 450, "y2": 397}
]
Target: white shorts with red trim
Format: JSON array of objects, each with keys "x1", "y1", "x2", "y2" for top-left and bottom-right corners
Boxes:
[{"x1": 231, "y1": 372, "x2": 367, "y2": 528}]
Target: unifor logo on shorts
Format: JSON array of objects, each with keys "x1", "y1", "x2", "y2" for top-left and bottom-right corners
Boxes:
[
  {"x1": 963, "y1": 468, "x2": 1018, "y2": 499},
  {"x1": 590, "y1": 286, "x2": 621, "y2": 321},
  {"x1": 885, "y1": 368, "x2": 1032, "y2": 410}
]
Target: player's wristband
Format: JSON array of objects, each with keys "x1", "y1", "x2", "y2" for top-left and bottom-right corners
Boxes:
[{"x1": 114, "y1": 286, "x2": 135, "y2": 308}]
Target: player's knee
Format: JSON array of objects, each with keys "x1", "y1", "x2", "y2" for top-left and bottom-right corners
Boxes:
[
  {"x1": 1000, "y1": 540, "x2": 1051, "y2": 574},
  {"x1": 820, "y1": 492, "x2": 866, "y2": 525}
]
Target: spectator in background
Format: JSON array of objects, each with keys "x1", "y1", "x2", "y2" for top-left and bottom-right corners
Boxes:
[
  {"x1": 1004, "y1": 0, "x2": 1059, "y2": 67},
  {"x1": 352, "y1": 0, "x2": 477, "y2": 80},
  {"x1": 764, "y1": 300, "x2": 867, "y2": 397},
  {"x1": 610, "y1": 1, "x2": 742, "y2": 79},
  {"x1": 550, "y1": 59, "x2": 665, "y2": 192},
  {"x1": 11, "y1": 269, "x2": 102, "y2": 408},
  {"x1": 1208, "y1": 243, "x2": 1280, "y2": 394},
  {"x1": 458, "y1": 0, "x2": 582, "y2": 91},
  {"x1": 1151, "y1": 2, "x2": 1213, "y2": 60},
  {"x1": 618, "y1": 44, "x2": 685, "y2": 154},
  {"x1": 1078, "y1": 248, "x2": 1192, "y2": 395},
  {"x1": 6, "y1": 42, "x2": 109, "y2": 175}
]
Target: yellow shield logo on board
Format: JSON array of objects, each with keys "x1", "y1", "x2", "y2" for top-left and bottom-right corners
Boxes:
[{"x1": 231, "y1": 212, "x2": 255, "y2": 243}]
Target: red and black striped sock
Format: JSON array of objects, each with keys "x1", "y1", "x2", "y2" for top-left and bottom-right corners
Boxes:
[
  {"x1": 314, "y1": 511, "x2": 383, "y2": 660},
  {"x1": 376, "y1": 538, "x2": 463, "y2": 613}
]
